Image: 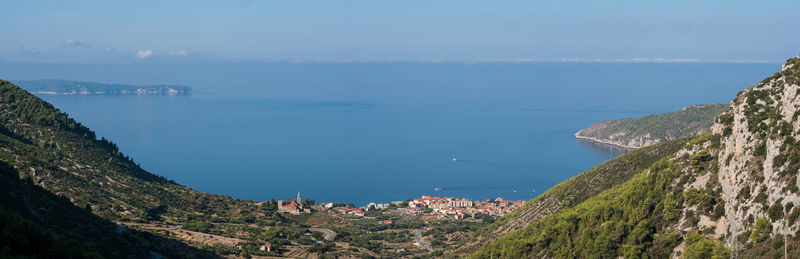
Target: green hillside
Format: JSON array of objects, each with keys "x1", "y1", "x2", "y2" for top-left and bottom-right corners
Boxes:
[
  {"x1": 0, "y1": 160, "x2": 218, "y2": 258},
  {"x1": 473, "y1": 134, "x2": 729, "y2": 258},
  {"x1": 575, "y1": 104, "x2": 728, "y2": 148},
  {"x1": 454, "y1": 137, "x2": 689, "y2": 255},
  {"x1": 0, "y1": 160, "x2": 107, "y2": 259}
]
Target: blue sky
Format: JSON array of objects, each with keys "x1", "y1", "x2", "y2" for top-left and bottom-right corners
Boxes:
[{"x1": 2, "y1": 0, "x2": 799, "y2": 63}]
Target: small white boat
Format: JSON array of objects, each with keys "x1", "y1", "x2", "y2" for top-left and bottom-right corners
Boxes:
[
  {"x1": 452, "y1": 157, "x2": 457, "y2": 162},
  {"x1": 434, "y1": 187, "x2": 441, "y2": 191}
]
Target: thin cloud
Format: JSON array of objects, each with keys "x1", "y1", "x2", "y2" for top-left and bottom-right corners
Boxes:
[
  {"x1": 168, "y1": 50, "x2": 188, "y2": 57},
  {"x1": 16, "y1": 46, "x2": 41, "y2": 56},
  {"x1": 64, "y1": 39, "x2": 91, "y2": 47},
  {"x1": 136, "y1": 49, "x2": 153, "y2": 59}
]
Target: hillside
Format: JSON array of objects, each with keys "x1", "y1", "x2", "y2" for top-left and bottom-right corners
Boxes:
[
  {"x1": 472, "y1": 55, "x2": 800, "y2": 258},
  {"x1": 453, "y1": 137, "x2": 689, "y2": 255},
  {"x1": 0, "y1": 160, "x2": 217, "y2": 258},
  {"x1": 0, "y1": 79, "x2": 264, "y2": 225},
  {"x1": 575, "y1": 104, "x2": 728, "y2": 148},
  {"x1": 13, "y1": 79, "x2": 191, "y2": 95},
  {"x1": 0, "y1": 160, "x2": 115, "y2": 258},
  {"x1": 0, "y1": 78, "x2": 288, "y2": 257}
]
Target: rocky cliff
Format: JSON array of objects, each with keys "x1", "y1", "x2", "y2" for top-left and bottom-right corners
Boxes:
[{"x1": 711, "y1": 54, "x2": 800, "y2": 246}]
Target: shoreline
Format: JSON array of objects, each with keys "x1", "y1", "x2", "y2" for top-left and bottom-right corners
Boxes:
[
  {"x1": 573, "y1": 133, "x2": 638, "y2": 149},
  {"x1": 31, "y1": 91, "x2": 190, "y2": 95}
]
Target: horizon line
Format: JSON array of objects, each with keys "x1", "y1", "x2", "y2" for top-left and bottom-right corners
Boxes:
[{"x1": 0, "y1": 57, "x2": 779, "y2": 65}]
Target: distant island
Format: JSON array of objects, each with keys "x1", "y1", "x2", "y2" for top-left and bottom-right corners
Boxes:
[
  {"x1": 13, "y1": 79, "x2": 192, "y2": 95},
  {"x1": 574, "y1": 104, "x2": 728, "y2": 148}
]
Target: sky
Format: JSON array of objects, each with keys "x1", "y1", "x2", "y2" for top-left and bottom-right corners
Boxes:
[{"x1": 2, "y1": 0, "x2": 799, "y2": 63}]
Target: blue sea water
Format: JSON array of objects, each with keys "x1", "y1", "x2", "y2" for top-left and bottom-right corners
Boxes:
[{"x1": 0, "y1": 62, "x2": 778, "y2": 205}]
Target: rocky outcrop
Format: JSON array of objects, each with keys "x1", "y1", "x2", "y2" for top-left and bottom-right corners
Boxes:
[{"x1": 712, "y1": 54, "x2": 800, "y2": 244}]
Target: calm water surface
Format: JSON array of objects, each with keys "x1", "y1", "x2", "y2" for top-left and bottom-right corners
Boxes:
[{"x1": 0, "y1": 62, "x2": 777, "y2": 205}]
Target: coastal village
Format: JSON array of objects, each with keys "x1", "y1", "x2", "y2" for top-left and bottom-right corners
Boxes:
[
  {"x1": 279, "y1": 193, "x2": 526, "y2": 219},
  {"x1": 401, "y1": 195, "x2": 526, "y2": 219}
]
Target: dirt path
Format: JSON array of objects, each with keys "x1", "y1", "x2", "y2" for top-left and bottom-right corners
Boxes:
[
  {"x1": 119, "y1": 222, "x2": 247, "y2": 247},
  {"x1": 414, "y1": 228, "x2": 432, "y2": 252},
  {"x1": 309, "y1": 227, "x2": 336, "y2": 241}
]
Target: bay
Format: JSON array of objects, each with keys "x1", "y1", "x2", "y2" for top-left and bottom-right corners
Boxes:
[{"x1": 0, "y1": 62, "x2": 777, "y2": 205}]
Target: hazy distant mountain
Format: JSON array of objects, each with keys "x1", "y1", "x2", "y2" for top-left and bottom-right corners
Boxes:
[{"x1": 13, "y1": 79, "x2": 191, "y2": 95}]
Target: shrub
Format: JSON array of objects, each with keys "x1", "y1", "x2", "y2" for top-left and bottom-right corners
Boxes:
[
  {"x1": 768, "y1": 201, "x2": 785, "y2": 221},
  {"x1": 181, "y1": 221, "x2": 212, "y2": 233},
  {"x1": 750, "y1": 217, "x2": 772, "y2": 243},
  {"x1": 649, "y1": 232, "x2": 682, "y2": 257},
  {"x1": 737, "y1": 186, "x2": 751, "y2": 200},
  {"x1": 681, "y1": 232, "x2": 730, "y2": 259},
  {"x1": 690, "y1": 150, "x2": 713, "y2": 170},
  {"x1": 712, "y1": 201, "x2": 725, "y2": 220},
  {"x1": 787, "y1": 207, "x2": 800, "y2": 225},
  {"x1": 753, "y1": 190, "x2": 768, "y2": 204}
]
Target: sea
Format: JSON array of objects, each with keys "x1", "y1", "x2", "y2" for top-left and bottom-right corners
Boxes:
[{"x1": 0, "y1": 62, "x2": 778, "y2": 205}]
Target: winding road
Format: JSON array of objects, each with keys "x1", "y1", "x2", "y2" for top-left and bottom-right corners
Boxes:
[
  {"x1": 309, "y1": 228, "x2": 336, "y2": 241},
  {"x1": 414, "y1": 229, "x2": 432, "y2": 252}
]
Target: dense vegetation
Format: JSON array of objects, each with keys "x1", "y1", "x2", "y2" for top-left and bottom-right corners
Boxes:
[
  {"x1": 575, "y1": 104, "x2": 728, "y2": 148},
  {"x1": 13, "y1": 79, "x2": 191, "y2": 94},
  {"x1": 0, "y1": 206, "x2": 102, "y2": 259},
  {"x1": 456, "y1": 137, "x2": 689, "y2": 255},
  {"x1": 472, "y1": 134, "x2": 728, "y2": 258},
  {"x1": 0, "y1": 159, "x2": 223, "y2": 258}
]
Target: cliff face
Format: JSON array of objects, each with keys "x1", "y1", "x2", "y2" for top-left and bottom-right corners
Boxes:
[
  {"x1": 575, "y1": 104, "x2": 728, "y2": 149},
  {"x1": 712, "y1": 55, "x2": 800, "y2": 243}
]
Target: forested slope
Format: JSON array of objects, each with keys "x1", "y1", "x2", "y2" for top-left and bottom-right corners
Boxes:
[
  {"x1": 0, "y1": 160, "x2": 218, "y2": 258},
  {"x1": 453, "y1": 138, "x2": 689, "y2": 255}
]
